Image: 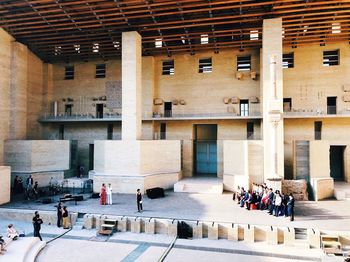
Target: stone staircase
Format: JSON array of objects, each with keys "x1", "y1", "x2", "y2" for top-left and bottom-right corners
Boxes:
[
  {"x1": 174, "y1": 178, "x2": 223, "y2": 194},
  {"x1": 73, "y1": 213, "x2": 86, "y2": 230},
  {"x1": 294, "y1": 227, "x2": 310, "y2": 249}
]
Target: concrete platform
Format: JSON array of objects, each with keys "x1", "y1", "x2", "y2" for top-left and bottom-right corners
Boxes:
[
  {"x1": 2, "y1": 190, "x2": 350, "y2": 232},
  {"x1": 334, "y1": 182, "x2": 350, "y2": 200}
]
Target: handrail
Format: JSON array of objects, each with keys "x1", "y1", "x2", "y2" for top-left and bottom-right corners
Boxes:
[{"x1": 158, "y1": 236, "x2": 177, "y2": 262}]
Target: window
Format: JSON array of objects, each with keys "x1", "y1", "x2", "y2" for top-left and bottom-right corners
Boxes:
[
  {"x1": 323, "y1": 50, "x2": 339, "y2": 66},
  {"x1": 331, "y1": 22, "x2": 341, "y2": 34},
  {"x1": 314, "y1": 121, "x2": 322, "y2": 140},
  {"x1": 327, "y1": 96, "x2": 337, "y2": 114},
  {"x1": 64, "y1": 66, "x2": 74, "y2": 80},
  {"x1": 107, "y1": 124, "x2": 113, "y2": 140},
  {"x1": 240, "y1": 99, "x2": 249, "y2": 116},
  {"x1": 237, "y1": 56, "x2": 251, "y2": 71},
  {"x1": 283, "y1": 98, "x2": 292, "y2": 112},
  {"x1": 92, "y1": 43, "x2": 99, "y2": 53},
  {"x1": 160, "y1": 123, "x2": 166, "y2": 140},
  {"x1": 96, "y1": 64, "x2": 106, "y2": 78},
  {"x1": 201, "y1": 34, "x2": 209, "y2": 44},
  {"x1": 247, "y1": 122, "x2": 254, "y2": 139},
  {"x1": 59, "y1": 124, "x2": 64, "y2": 140},
  {"x1": 283, "y1": 53, "x2": 294, "y2": 68},
  {"x1": 199, "y1": 58, "x2": 212, "y2": 73},
  {"x1": 155, "y1": 38, "x2": 162, "y2": 48},
  {"x1": 250, "y1": 30, "x2": 259, "y2": 40},
  {"x1": 162, "y1": 60, "x2": 174, "y2": 75}
]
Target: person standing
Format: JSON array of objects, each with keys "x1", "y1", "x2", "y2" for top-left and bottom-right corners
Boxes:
[
  {"x1": 274, "y1": 191, "x2": 282, "y2": 217},
  {"x1": 106, "y1": 183, "x2": 113, "y2": 205},
  {"x1": 62, "y1": 207, "x2": 70, "y2": 229},
  {"x1": 136, "y1": 189, "x2": 143, "y2": 212},
  {"x1": 56, "y1": 202, "x2": 62, "y2": 227},
  {"x1": 32, "y1": 211, "x2": 43, "y2": 241},
  {"x1": 287, "y1": 193, "x2": 295, "y2": 221},
  {"x1": 100, "y1": 183, "x2": 107, "y2": 205},
  {"x1": 13, "y1": 176, "x2": 19, "y2": 194}
]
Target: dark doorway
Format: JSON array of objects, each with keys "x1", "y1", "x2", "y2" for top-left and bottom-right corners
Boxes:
[
  {"x1": 330, "y1": 146, "x2": 345, "y2": 181},
  {"x1": 164, "y1": 102, "x2": 172, "y2": 117},
  {"x1": 59, "y1": 124, "x2": 64, "y2": 140},
  {"x1": 160, "y1": 123, "x2": 166, "y2": 140},
  {"x1": 247, "y1": 122, "x2": 254, "y2": 139},
  {"x1": 194, "y1": 124, "x2": 217, "y2": 176},
  {"x1": 96, "y1": 104, "x2": 104, "y2": 118},
  {"x1": 327, "y1": 97, "x2": 337, "y2": 114},
  {"x1": 89, "y1": 144, "x2": 94, "y2": 171},
  {"x1": 65, "y1": 104, "x2": 72, "y2": 116},
  {"x1": 107, "y1": 124, "x2": 113, "y2": 140}
]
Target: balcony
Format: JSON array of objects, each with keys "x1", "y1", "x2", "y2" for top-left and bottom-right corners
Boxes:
[
  {"x1": 144, "y1": 108, "x2": 262, "y2": 121},
  {"x1": 38, "y1": 112, "x2": 121, "y2": 123},
  {"x1": 284, "y1": 106, "x2": 350, "y2": 119}
]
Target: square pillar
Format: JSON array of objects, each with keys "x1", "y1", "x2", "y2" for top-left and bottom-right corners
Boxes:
[
  {"x1": 261, "y1": 18, "x2": 284, "y2": 180},
  {"x1": 122, "y1": 31, "x2": 142, "y2": 141}
]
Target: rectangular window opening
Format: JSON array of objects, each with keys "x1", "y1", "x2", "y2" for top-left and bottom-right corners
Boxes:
[
  {"x1": 237, "y1": 55, "x2": 251, "y2": 71},
  {"x1": 162, "y1": 60, "x2": 175, "y2": 75},
  {"x1": 160, "y1": 123, "x2": 166, "y2": 140},
  {"x1": 332, "y1": 22, "x2": 341, "y2": 34},
  {"x1": 201, "y1": 34, "x2": 209, "y2": 44},
  {"x1": 199, "y1": 58, "x2": 212, "y2": 73},
  {"x1": 314, "y1": 121, "x2": 322, "y2": 140},
  {"x1": 64, "y1": 66, "x2": 74, "y2": 80},
  {"x1": 250, "y1": 30, "x2": 259, "y2": 40},
  {"x1": 107, "y1": 124, "x2": 113, "y2": 140},
  {"x1": 283, "y1": 53, "x2": 294, "y2": 68},
  {"x1": 247, "y1": 122, "x2": 254, "y2": 139},
  {"x1": 323, "y1": 50, "x2": 339, "y2": 66},
  {"x1": 283, "y1": 98, "x2": 292, "y2": 112},
  {"x1": 96, "y1": 64, "x2": 106, "y2": 78},
  {"x1": 155, "y1": 38, "x2": 162, "y2": 48}
]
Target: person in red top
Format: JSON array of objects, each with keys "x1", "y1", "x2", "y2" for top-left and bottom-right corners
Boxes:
[{"x1": 100, "y1": 183, "x2": 107, "y2": 205}]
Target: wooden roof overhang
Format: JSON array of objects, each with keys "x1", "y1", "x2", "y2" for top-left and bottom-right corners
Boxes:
[{"x1": 1, "y1": 0, "x2": 349, "y2": 62}]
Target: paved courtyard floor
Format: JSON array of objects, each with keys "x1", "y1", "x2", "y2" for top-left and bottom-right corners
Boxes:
[{"x1": 2, "y1": 190, "x2": 350, "y2": 231}]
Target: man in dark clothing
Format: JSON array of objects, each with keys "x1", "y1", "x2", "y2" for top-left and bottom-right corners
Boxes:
[
  {"x1": 136, "y1": 189, "x2": 143, "y2": 212},
  {"x1": 287, "y1": 193, "x2": 295, "y2": 221},
  {"x1": 268, "y1": 188, "x2": 275, "y2": 215},
  {"x1": 56, "y1": 202, "x2": 62, "y2": 227},
  {"x1": 33, "y1": 211, "x2": 43, "y2": 241}
]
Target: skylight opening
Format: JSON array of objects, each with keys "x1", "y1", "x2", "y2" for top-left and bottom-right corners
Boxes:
[
  {"x1": 332, "y1": 23, "x2": 341, "y2": 34},
  {"x1": 250, "y1": 30, "x2": 259, "y2": 40},
  {"x1": 155, "y1": 38, "x2": 162, "y2": 48},
  {"x1": 201, "y1": 34, "x2": 209, "y2": 44}
]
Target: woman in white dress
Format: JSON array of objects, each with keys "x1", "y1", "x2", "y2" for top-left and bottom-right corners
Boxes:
[
  {"x1": 7, "y1": 224, "x2": 19, "y2": 240},
  {"x1": 106, "y1": 183, "x2": 113, "y2": 205}
]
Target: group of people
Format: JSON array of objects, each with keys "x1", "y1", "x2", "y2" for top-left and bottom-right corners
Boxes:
[
  {"x1": 56, "y1": 202, "x2": 70, "y2": 229},
  {"x1": 234, "y1": 183, "x2": 295, "y2": 221},
  {"x1": 99, "y1": 183, "x2": 113, "y2": 205},
  {"x1": 0, "y1": 224, "x2": 20, "y2": 255},
  {"x1": 99, "y1": 184, "x2": 144, "y2": 213},
  {"x1": 13, "y1": 175, "x2": 40, "y2": 200}
]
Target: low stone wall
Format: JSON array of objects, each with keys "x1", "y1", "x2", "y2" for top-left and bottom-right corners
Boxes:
[
  {"x1": 282, "y1": 179, "x2": 308, "y2": 200},
  {"x1": 310, "y1": 178, "x2": 334, "y2": 201},
  {"x1": 0, "y1": 208, "x2": 78, "y2": 226}
]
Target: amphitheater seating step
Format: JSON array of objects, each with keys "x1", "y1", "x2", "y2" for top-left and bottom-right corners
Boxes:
[{"x1": 2, "y1": 237, "x2": 46, "y2": 262}]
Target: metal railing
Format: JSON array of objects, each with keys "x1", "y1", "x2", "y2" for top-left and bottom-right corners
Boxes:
[
  {"x1": 284, "y1": 106, "x2": 350, "y2": 116},
  {"x1": 145, "y1": 109, "x2": 262, "y2": 119},
  {"x1": 39, "y1": 111, "x2": 122, "y2": 120}
]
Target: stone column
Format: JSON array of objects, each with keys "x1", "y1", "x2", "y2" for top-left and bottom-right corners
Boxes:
[
  {"x1": 122, "y1": 31, "x2": 142, "y2": 140},
  {"x1": 261, "y1": 18, "x2": 284, "y2": 179}
]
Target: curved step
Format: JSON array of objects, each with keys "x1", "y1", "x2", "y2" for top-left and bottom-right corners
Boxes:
[
  {"x1": 1, "y1": 237, "x2": 40, "y2": 262},
  {"x1": 24, "y1": 241, "x2": 46, "y2": 262}
]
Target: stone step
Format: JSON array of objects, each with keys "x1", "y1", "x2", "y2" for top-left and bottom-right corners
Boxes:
[
  {"x1": 24, "y1": 240, "x2": 46, "y2": 262},
  {"x1": 174, "y1": 182, "x2": 223, "y2": 194},
  {"x1": 294, "y1": 239, "x2": 310, "y2": 249}
]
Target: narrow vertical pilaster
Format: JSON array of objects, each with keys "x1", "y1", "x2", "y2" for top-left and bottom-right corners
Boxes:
[{"x1": 261, "y1": 18, "x2": 284, "y2": 179}]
